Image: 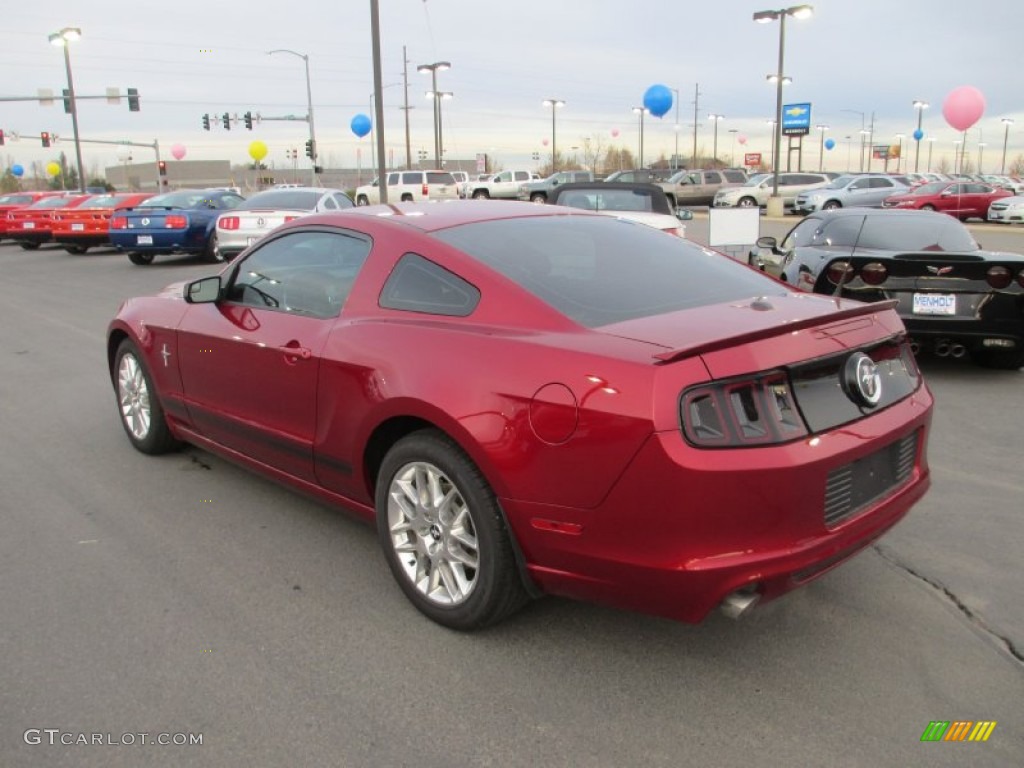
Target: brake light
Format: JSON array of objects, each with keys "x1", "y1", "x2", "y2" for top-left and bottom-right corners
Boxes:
[
  {"x1": 283, "y1": 216, "x2": 298, "y2": 223},
  {"x1": 218, "y1": 216, "x2": 239, "y2": 230},
  {"x1": 110, "y1": 216, "x2": 127, "y2": 230},
  {"x1": 826, "y1": 261, "x2": 855, "y2": 285},
  {"x1": 165, "y1": 215, "x2": 187, "y2": 228},
  {"x1": 860, "y1": 262, "x2": 888, "y2": 285},
  {"x1": 422, "y1": 182, "x2": 429, "y2": 197},
  {"x1": 680, "y1": 372, "x2": 808, "y2": 448},
  {"x1": 986, "y1": 265, "x2": 1012, "y2": 289}
]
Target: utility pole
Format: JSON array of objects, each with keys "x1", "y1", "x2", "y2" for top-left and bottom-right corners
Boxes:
[
  {"x1": 401, "y1": 45, "x2": 412, "y2": 170},
  {"x1": 691, "y1": 83, "x2": 701, "y2": 167}
]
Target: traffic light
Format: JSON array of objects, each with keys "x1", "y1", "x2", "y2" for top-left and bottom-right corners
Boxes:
[
  {"x1": 313, "y1": 165, "x2": 323, "y2": 174},
  {"x1": 158, "y1": 161, "x2": 167, "y2": 176},
  {"x1": 62, "y1": 89, "x2": 72, "y2": 114},
  {"x1": 243, "y1": 111, "x2": 253, "y2": 130},
  {"x1": 41, "y1": 131, "x2": 51, "y2": 148},
  {"x1": 127, "y1": 88, "x2": 140, "y2": 112},
  {"x1": 202, "y1": 113, "x2": 211, "y2": 131},
  {"x1": 222, "y1": 112, "x2": 231, "y2": 130},
  {"x1": 305, "y1": 139, "x2": 315, "y2": 159}
]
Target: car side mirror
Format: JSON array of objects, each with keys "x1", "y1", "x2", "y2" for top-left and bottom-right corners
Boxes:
[
  {"x1": 552, "y1": 179, "x2": 560, "y2": 186},
  {"x1": 675, "y1": 209, "x2": 693, "y2": 221},
  {"x1": 755, "y1": 235, "x2": 779, "y2": 251},
  {"x1": 185, "y1": 275, "x2": 222, "y2": 304}
]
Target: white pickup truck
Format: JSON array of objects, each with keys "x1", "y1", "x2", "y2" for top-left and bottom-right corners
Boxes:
[{"x1": 464, "y1": 169, "x2": 539, "y2": 199}]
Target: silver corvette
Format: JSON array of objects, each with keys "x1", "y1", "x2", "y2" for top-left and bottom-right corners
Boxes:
[{"x1": 214, "y1": 187, "x2": 353, "y2": 260}]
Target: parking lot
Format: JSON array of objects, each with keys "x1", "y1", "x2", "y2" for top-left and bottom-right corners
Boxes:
[{"x1": 2, "y1": 228, "x2": 1022, "y2": 767}]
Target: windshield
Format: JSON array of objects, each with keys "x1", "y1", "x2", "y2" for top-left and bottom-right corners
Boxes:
[
  {"x1": 0, "y1": 194, "x2": 34, "y2": 205},
  {"x1": 138, "y1": 191, "x2": 211, "y2": 209},
  {"x1": 742, "y1": 174, "x2": 771, "y2": 188},
  {"x1": 435, "y1": 216, "x2": 783, "y2": 328},
  {"x1": 79, "y1": 194, "x2": 133, "y2": 209},
  {"x1": 242, "y1": 190, "x2": 322, "y2": 210},
  {"x1": 824, "y1": 175, "x2": 857, "y2": 190},
  {"x1": 910, "y1": 182, "x2": 949, "y2": 196},
  {"x1": 29, "y1": 196, "x2": 79, "y2": 209}
]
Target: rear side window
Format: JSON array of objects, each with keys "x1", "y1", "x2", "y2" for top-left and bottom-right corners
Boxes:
[
  {"x1": 379, "y1": 254, "x2": 480, "y2": 316},
  {"x1": 704, "y1": 172, "x2": 722, "y2": 184},
  {"x1": 402, "y1": 172, "x2": 424, "y2": 184},
  {"x1": 723, "y1": 171, "x2": 746, "y2": 183},
  {"x1": 436, "y1": 217, "x2": 783, "y2": 328},
  {"x1": 426, "y1": 172, "x2": 456, "y2": 185}
]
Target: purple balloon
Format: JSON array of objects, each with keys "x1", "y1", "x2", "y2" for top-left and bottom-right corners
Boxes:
[{"x1": 351, "y1": 113, "x2": 372, "y2": 138}]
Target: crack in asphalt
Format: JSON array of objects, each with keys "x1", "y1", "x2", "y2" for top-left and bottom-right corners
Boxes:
[{"x1": 873, "y1": 543, "x2": 1024, "y2": 665}]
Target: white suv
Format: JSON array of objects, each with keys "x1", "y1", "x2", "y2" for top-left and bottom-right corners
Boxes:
[
  {"x1": 355, "y1": 170, "x2": 458, "y2": 205},
  {"x1": 713, "y1": 172, "x2": 831, "y2": 210}
]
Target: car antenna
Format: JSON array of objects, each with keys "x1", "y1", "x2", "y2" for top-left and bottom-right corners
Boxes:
[{"x1": 832, "y1": 214, "x2": 869, "y2": 306}]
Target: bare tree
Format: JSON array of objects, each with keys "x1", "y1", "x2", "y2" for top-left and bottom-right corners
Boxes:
[{"x1": 1009, "y1": 154, "x2": 1024, "y2": 177}]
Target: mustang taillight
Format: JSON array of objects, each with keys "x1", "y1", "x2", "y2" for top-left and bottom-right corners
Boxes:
[
  {"x1": 680, "y1": 372, "x2": 808, "y2": 448},
  {"x1": 165, "y1": 215, "x2": 187, "y2": 228},
  {"x1": 860, "y1": 262, "x2": 888, "y2": 285},
  {"x1": 422, "y1": 182, "x2": 429, "y2": 197},
  {"x1": 283, "y1": 215, "x2": 299, "y2": 223},
  {"x1": 218, "y1": 216, "x2": 240, "y2": 230},
  {"x1": 826, "y1": 261, "x2": 855, "y2": 285},
  {"x1": 110, "y1": 216, "x2": 127, "y2": 229},
  {"x1": 986, "y1": 265, "x2": 1012, "y2": 289}
]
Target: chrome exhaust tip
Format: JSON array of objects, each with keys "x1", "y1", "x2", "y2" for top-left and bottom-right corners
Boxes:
[
  {"x1": 950, "y1": 343, "x2": 967, "y2": 358},
  {"x1": 720, "y1": 588, "x2": 761, "y2": 620},
  {"x1": 934, "y1": 340, "x2": 951, "y2": 357}
]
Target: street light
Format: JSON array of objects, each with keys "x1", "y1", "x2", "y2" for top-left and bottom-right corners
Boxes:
[
  {"x1": 765, "y1": 74, "x2": 792, "y2": 85},
  {"x1": 632, "y1": 106, "x2": 648, "y2": 167},
  {"x1": 424, "y1": 90, "x2": 453, "y2": 167},
  {"x1": 728, "y1": 128, "x2": 739, "y2": 166},
  {"x1": 926, "y1": 136, "x2": 936, "y2": 172},
  {"x1": 815, "y1": 124, "x2": 828, "y2": 171},
  {"x1": 268, "y1": 49, "x2": 317, "y2": 185},
  {"x1": 953, "y1": 139, "x2": 963, "y2": 175},
  {"x1": 912, "y1": 99, "x2": 929, "y2": 172},
  {"x1": 543, "y1": 99, "x2": 565, "y2": 172},
  {"x1": 49, "y1": 27, "x2": 85, "y2": 193},
  {"x1": 894, "y1": 133, "x2": 905, "y2": 173},
  {"x1": 418, "y1": 61, "x2": 451, "y2": 168},
  {"x1": 670, "y1": 87, "x2": 681, "y2": 170},
  {"x1": 841, "y1": 108, "x2": 866, "y2": 171},
  {"x1": 978, "y1": 142, "x2": 987, "y2": 174},
  {"x1": 754, "y1": 4, "x2": 813, "y2": 214},
  {"x1": 766, "y1": 119, "x2": 778, "y2": 169},
  {"x1": 1000, "y1": 118, "x2": 1014, "y2": 174},
  {"x1": 708, "y1": 114, "x2": 724, "y2": 166}
]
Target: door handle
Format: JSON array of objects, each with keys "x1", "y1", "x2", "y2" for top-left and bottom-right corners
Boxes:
[{"x1": 278, "y1": 344, "x2": 311, "y2": 360}]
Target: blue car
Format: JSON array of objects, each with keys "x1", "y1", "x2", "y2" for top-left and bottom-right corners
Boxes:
[{"x1": 110, "y1": 188, "x2": 246, "y2": 265}]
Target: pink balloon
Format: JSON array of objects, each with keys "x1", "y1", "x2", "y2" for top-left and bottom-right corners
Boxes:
[
  {"x1": 542, "y1": 138, "x2": 549, "y2": 147},
  {"x1": 942, "y1": 86, "x2": 986, "y2": 132},
  {"x1": 170, "y1": 143, "x2": 187, "y2": 161},
  {"x1": 610, "y1": 128, "x2": 620, "y2": 138},
  {"x1": 737, "y1": 135, "x2": 747, "y2": 145}
]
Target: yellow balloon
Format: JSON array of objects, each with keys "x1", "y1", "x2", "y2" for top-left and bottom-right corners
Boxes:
[
  {"x1": 46, "y1": 161, "x2": 61, "y2": 177},
  {"x1": 248, "y1": 140, "x2": 268, "y2": 162}
]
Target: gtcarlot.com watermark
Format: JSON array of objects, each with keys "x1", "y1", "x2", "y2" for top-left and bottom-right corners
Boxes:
[{"x1": 24, "y1": 729, "x2": 202, "y2": 747}]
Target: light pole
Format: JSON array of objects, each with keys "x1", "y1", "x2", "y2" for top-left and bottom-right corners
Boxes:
[
  {"x1": 912, "y1": 99, "x2": 928, "y2": 173},
  {"x1": 815, "y1": 124, "x2": 828, "y2": 171},
  {"x1": 766, "y1": 119, "x2": 778, "y2": 170},
  {"x1": 978, "y1": 142, "x2": 986, "y2": 174},
  {"x1": 1000, "y1": 118, "x2": 1014, "y2": 174},
  {"x1": 953, "y1": 139, "x2": 963, "y2": 175},
  {"x1": 49, "y1": 27, "x2": 85, "y2": 193},
  {"x1": 728, "y1": 128, "x2": 739, "y2": 166},
  {"x1": 894, "y1": 133, "x2": 905, "y2": 173},
  {"x1": 707, "y1": 114, "x2": 724, "y2": 167},
  {"x1": 926, "y1": 137, "x2": 936, "y2": 172},
  {"x1": 841, "y1": 108, "x2": 866, "y2": 171},
  {"x1": 671, "y1": 87, "x2": 681, "y2": 169},
  {"x1": 268, "y1": 49, "x2": 317, "y2": 186},
  {"x1": 543, "y1": 99, "x2": 565, "y2": 172},
  {"x1": 754, "y1": 4, "x2": 813, "y2": 214},
  {"x1": 418, "y1": 61, "x2": 451, "y2": 169},
  {"x1": 632, "y1": 107, "x2": 648, "y2": 167}
]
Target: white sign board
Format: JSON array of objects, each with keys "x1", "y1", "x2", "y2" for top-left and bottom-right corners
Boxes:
[{"x1": 708, "y1": 207, "x2": 761, "y2": 247}]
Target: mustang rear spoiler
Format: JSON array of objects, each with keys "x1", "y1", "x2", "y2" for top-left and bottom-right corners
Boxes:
[{"x1": 653, "y1": 299, "x2": 899, "y2": 364}]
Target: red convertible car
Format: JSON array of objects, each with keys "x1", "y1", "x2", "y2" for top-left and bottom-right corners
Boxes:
[
  {"x1": 882, "y1": 181, "x2": 1011, "y2": 221},
  {"x1": 107, "y1": 202, "x2": 933, "y2": 629}
]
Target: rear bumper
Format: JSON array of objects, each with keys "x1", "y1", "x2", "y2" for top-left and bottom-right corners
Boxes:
[{"x1": 504, "y1": 389, "x2": 933, "y2": 623}]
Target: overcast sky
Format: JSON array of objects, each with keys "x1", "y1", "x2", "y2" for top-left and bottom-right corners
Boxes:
[{"x1": 3, "y1": 0, "x2": 1021, "y2": 175}]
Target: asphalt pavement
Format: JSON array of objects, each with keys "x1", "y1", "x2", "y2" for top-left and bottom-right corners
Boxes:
[{"x1": 1, "y1": 237, "x2": 1021, "y2": 768}]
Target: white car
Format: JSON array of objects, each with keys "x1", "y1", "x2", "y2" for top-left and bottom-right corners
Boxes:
[
  {"x1": 987, "y1": 195, "x2": 1024, "y2": 224},
  {"x1": 214, "y1": 187, "x2": 353, "y2": 261},
  {"x1": 550, "y1": 182, "x2": 692, "y2": 237},
  {"x1": 354, "y1": 170, "x2": 458, "y2": 206},
  {"x1": 713, "y1": 172, "x2": 831, "y2": 210}
]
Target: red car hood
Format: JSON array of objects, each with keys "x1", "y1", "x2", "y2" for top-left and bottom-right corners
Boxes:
[{"x1": 598, "y1": 292, "x2": 902, "y2": 365}]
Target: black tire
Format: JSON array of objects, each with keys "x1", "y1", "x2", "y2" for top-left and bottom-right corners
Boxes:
[
  {"x1": 738, "y1": 196, "x2": 758, "y2": 207},
  {"x1": 471, "y1": 189, "x2": 490, "y2": 200},
  {"x1": 128, "y1": 252, "x2": 155, "y2": 266},
  {"x1": 113, "y1": 339, "x2": 179, "y2": 455},
  {"x1": 970, "y1": 347, "x2": 1024, "y2": 370},
  {"x1": 356, "y1": 195, "x2": 370, "y2": 206},
  {"x1": 822, "y1": 200, "x2": 842, "y2": 211},
  {"x1": 400, "y1": 193, "x2": 413, "y2": 202},
  {"x1": 19, "y1": 242, "x2": 40, "y2": 251},
  {"x1": 376, "y1": 429, "x2": 529, "y2": 630},
  {"x1": 530, "y1": 193, "x2": 547, "y2": 204},
  {"x1": 64, "y1": 245, "x2": 89, "y2": 254},
  {"x1": 204, "y1": 232, "x2": 224, "y2": 263}
]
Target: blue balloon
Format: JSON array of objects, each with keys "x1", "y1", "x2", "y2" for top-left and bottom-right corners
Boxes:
[
  {"x1": 11, "y1": 164, "x2": 24, "y2": 177},
  {"x1": 824, "y1": 138, "x2": 835, "y2": 151},
  {"x1": 913, "y1": 128, "x2": 924, "y2": 141},
  {"x1": 642, "y1": 84, "x2": 673, "y2": 118},
  {"x1": 351, "y1": 113, "x2": 372, "y2": 138}
]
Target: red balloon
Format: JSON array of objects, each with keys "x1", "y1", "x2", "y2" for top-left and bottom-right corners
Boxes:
[
  {"x1": 542, "y1": 138, "x2": 549, "y2": 146},
  {"x1": 610, "y1": 128, "x2": 620, "y2": 138},
  {"x1": 942, "y1": 86, "x2": 986, "y2": 132},
  {"x1": 737, "y1": 135, "x2": 747, "y2": 145}
]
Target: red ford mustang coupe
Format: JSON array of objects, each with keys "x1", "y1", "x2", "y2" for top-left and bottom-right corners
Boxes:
[{"x1": 107, "y1": 201, "x2": 933, "y2": 630}]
